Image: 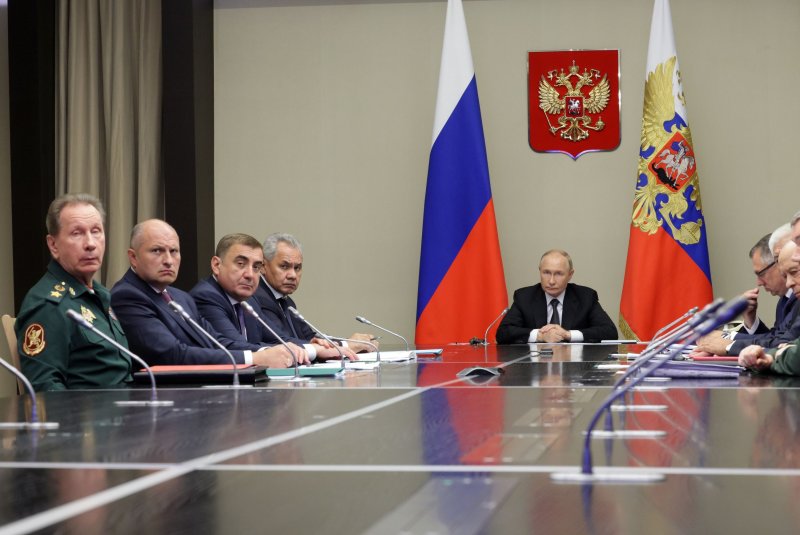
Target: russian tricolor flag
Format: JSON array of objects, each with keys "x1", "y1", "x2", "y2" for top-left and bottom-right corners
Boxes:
[{"x1": 415, "y1": 0, "x2": 507, "y2": 345}]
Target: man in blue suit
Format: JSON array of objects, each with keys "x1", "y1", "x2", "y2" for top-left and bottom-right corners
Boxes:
[
  {"x1": 111, "y1": 219, "x2": 305, "y2": 367},
  {"x1": 496, "y1": 249, "x2": 617, "y2": 344},
  {"x1": 190, "y1": 233, "x2": 354, "y2": 361}
]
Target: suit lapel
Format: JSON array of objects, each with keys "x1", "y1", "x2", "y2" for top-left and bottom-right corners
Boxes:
[
  {"x1": 164, "y1": 289, "x2": 210, "y2": 347},
  {"x1": 532, "y1": 286, "x2": 549, "y2": 326},
  {"x1": 562, "y1": 286, "x2": 579, "y2": 329}
]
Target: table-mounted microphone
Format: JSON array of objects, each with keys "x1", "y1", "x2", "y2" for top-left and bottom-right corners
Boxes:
[
  {"x1": 67, "y1": 309, "x2": 173, "y2": 407},
  {"x1": 240, "y1": 301, "x2": 306, "y2": 382},
  {"x1": 355, "y1": 315, "x2": 409, "y2": 351},
  {"x1": 167, "y1": 301, "x2": 248, "y2": 388}
]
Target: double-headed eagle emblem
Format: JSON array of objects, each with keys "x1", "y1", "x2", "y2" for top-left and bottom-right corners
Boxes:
[
  {"x1": 632, "y1": 56, "x2": 703, "y2": 246},
  {"x1": 538, "y1": 61, "x2": 610, "y2": 142}
]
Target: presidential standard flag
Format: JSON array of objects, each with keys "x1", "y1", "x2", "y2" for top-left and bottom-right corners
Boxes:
[
  {"x1": 415, "y1": 0, "x2": 507, "y2": 345},
  {"x1": 619, "y1": 0, "x2": 713, "y2": 341}
]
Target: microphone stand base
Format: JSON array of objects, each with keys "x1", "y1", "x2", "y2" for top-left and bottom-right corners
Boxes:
[
  {"x1": 200, "y1": 385, "x2": 254, "y2": 389},
  {"x1": 550, "y1": 470, "x2": 665, "y2": 484},
  {"x1": 584, "y1": 429, "x2": 666, "y2": 439},
  {"x1": 0, "y1": 421, "x2": 59, "y2": 430},
  {"x1": 609, "y1": 404, "x2": 668, "y2": 412},
  {"x1": 115, "y1": 400, "x2": 175, "y2": 407}
]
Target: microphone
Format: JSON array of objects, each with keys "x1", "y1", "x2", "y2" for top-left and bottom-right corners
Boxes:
[
  {"x1": 473, "y1": 307, "x2": 508, "y2": 346},
  {"x1": 287, "y1": 306, "x2": 346, "y2": 361},
  {"x1": 239, "y1": 301, "x2": 306, "y2": 381},
  {"x1": 612, "y1": 299, "x2": 724, "y2": 389},
  {"x1": 66, "y1": 309, "x2": 173, "y2": 407},
  {"x1": 554, "y1": 296, "x2": 746, "y2": 483},
  {"x1": 355, "y1": 315, "x2": 409, "y2": 351},
  {"x1": 167, "y1": 300, "x2": 246, "y2": 388},
  {"x1": 648, "y1": 306, "x2": 699, "y2": 346},
  {"x1": 0, "y1": 350, "x2": 57, "y2": 429}
]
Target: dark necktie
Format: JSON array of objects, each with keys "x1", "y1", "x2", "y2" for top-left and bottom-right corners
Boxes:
[
  {"x1": 550, "y1": 299, "x2": 560, "y2": 325},
  {"x1": 278, "y1": 297, "x2": 299, "y2": 337},
  {"x1": 233, "y1": 303, "x2": 247, "y2": 337}
]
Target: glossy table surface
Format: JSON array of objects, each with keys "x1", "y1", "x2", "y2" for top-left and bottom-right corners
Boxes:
[{"x1": 2, "y1": 343, "x2": 800, "y2": 534}]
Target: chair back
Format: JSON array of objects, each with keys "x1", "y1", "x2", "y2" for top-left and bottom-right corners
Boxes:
[{"x1": 1, "y1": 315, "x2": 24, "y2": 395}]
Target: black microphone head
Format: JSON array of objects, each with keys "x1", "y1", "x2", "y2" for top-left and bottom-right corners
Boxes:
[
  {"x1": 240, "y1": 301, "x2": 256, "y2": 316},
  {"x1": 688, "y1": 297, "x2": 725, "y2": 327},
  {"x1": 287, "y1": 306, "x2": 302, "y2": 319},
  {"x1": 696, "y1": 296, "x2": 748, "y2": 336},
  {"x1": 355, "y1": 316, "x2": 371, "y2": 325}
]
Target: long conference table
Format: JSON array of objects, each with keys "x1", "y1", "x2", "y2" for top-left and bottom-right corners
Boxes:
[{"x1": 1, "y1": 343, "x2": 800, "y2": 534}]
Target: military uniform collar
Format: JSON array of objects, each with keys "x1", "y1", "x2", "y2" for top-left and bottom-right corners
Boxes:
[{"x1": 47, "y1": 259, "x2": 100, "y2": 298}]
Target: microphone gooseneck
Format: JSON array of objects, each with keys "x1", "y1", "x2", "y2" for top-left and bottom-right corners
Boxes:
[
  {"x1": 579, "y1": 296, "x2": 746, "y2": 476},
  {"x1": 355, "y1": 315, "x2": 409, "y2": 351},
  {"x1": 239, "y1": 301, "x2": 302, "y2": 379},
  {"x1": 167, "y1": 300, "x2": 242, "y2": 387},
  {"x1": 288, "y1": 306, "x2": 345, "y2": 361},
  {"x1": 482, "y1": 307, "x2": 509, "y2": 346},
  {"x1": 66, "y1": 309, "x2": 172, "y2": 406}
]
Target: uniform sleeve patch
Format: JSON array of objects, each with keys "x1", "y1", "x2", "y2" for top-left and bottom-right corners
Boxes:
[{"x1": 22, "y1": 323, "x2": 46, "y2": 356}]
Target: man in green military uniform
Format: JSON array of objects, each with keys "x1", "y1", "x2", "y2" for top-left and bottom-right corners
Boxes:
[{"x1": 15, "y1": 193, "x2": 132, "y2": 391}]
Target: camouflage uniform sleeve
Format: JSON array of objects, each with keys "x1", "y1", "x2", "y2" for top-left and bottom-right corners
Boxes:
[
  {"x1": 16, "y1": 295, "x2": 71, "y2": 391},
  {"x1": 768, "y1": 343, "x2": 800, "y2": 376}
]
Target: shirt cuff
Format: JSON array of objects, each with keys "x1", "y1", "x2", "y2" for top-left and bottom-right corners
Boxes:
[
  {"x1": 569, "y1": 330, "x2": 584, "y2": 342},
  {"x1": 242, "y1": 350, "x2": 253, "y2": 365},
  {"x1": 303, "y1": 343, "x2": 317, "y2": 361}
]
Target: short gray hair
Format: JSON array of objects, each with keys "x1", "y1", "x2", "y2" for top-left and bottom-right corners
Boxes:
[
  {"x1": 749, "y1": 233, "x2": 772, "y2": 262},
  {"x1": 46, "y1": 193, "x2": 106, "y2": 236},
  {"x1": 263, "y1": 232, "x2": 303, "y2": 261},
  {"x1": 539, "y1": 249, "x2": 573, "y2": 271},
  {"x1": 769, "y1": 223, "x2": 793, "y2": 256},
  {"x1": 791, "y1": 210, "x2": 800, "y2": 228}
]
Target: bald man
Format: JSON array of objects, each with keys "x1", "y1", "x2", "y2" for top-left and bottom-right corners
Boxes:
[{"x1": 111, "y1": 219, "x2": 306, "y2": 369}]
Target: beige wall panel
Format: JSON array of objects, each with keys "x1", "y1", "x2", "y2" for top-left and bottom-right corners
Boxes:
[{"x1": 214, "y1": 0, "x2": 800, "y2": 342}]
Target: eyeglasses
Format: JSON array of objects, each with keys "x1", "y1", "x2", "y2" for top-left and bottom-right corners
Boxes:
[{"x1": 755, "y1": 261, "x2": 776, "y2": 278}]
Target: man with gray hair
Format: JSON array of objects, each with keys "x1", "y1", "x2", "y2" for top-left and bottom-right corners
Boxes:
[
  {"x1": 694, "y1": 223, "x2": 800, "y2": 356},
  {"x1": 255, "y1": 232, "x2": 375, "y2": 353},
  {"x1": 15, "y1": 193, "x2": 132, "y2": 390}
]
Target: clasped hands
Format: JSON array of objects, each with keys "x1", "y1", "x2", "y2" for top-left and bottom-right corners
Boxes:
[{"x1": 537, "y1": 324, "x2": 571, "y2": 343}]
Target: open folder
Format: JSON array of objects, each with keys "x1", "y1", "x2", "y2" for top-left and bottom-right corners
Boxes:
[{"x1": 133, "y1": 364, "x2": 269, "y2": 385}]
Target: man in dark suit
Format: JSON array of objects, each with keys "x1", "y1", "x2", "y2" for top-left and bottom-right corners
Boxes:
[
  {"x1": 190, "y1": 233, "x2": 355, "y2": 361},
  {"x1": 111, "y1": 219, "x2": 306, "y2": 367},
  {"x1": 496, "y1": 249, "x2": 617, "y2": 344},
  {"x1": 254, "y1": 232, "x2": 375, "y2": 353},
  {"x1": 693, "y1": 227, "x2": 800, "y2": 356}
]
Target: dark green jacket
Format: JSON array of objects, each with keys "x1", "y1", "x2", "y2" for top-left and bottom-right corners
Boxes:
[
  {"x1": 768, "y1": 341, "x2": 800, "y2": 375},
  {"x1": 16, "y1": 260, "x2": 132, "y2": 391}
]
